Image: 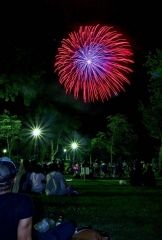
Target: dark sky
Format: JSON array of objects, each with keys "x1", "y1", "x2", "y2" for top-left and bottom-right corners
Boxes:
[{"x1": 0, "y1": 0, "x2": 161, "y2": 136}]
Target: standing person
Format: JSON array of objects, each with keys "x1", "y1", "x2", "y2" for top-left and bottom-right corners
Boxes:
[{"x1": 0, "y1": 156, "x2": 34, "y2": 240}]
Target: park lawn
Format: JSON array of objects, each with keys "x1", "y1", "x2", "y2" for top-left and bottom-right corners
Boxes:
[{"x1": 31, "y1": 178, "x2": 162, "y2": 240}]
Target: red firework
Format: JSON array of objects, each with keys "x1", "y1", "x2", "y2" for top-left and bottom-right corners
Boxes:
[{"x1": 54, "y1": 24, "x2": 134, "y2": 103}]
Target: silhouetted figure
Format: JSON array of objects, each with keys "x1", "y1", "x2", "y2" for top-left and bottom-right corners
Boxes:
[
  {"x1": 143, "y1": 164, "x2": 156, "y2": 187},
  {"x1": 0, "y1": 157, "x2": 34, "y2": 240},
  {"x1": 129, "y1": 160, "x2": 144, "y2": 186},
  {"x1": 19, "y1": 160, "x2": 32, "y2": 193}
]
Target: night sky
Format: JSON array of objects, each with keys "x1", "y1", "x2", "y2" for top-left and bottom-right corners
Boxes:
[{"x1": 0, "y1": 0, "x2": 161, "y2": 136}]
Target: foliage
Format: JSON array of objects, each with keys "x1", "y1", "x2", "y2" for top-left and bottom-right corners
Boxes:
[
  {"x1": 141, "y1": 49, "x2": 162, "y2": 173},
  {"x1": 0, "y1": 75, "x2": 19, "y2": 102},
  {"x1": 91, "y1": 114, "x2": 137, "y2": 162},
  {"x1": 141, "y1": 49, "x2": 162, "y2": 140},
  {"x1": 0, "y1": 73, "x2": 43, "y2": 106},
  {"x1": 91, "y1": 131, "x2": 111, "y2": 161},
  {"x1": 106, "y1": 114, "x2": 137, "y2": 160},
  {"x1": 0, "y1": 111, "x2": 22, "y2": 156},
  {"x1": 144, "y1": 49, "x2": 162, "y2": 79},
  {"x1": 49, "y1": 111, "x2": 81, "y2": 161}
]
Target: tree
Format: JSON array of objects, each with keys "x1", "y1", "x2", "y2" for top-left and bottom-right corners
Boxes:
[
  {"x1": 0, "y1": 73, "x2": 43, "y2": 106},
  {"x1": 140, "y1": 49, "x2": 162, "y2": 174},
  {"x1": 91, "y1": 114, "x2": 137, "y2": 164},
  {"x1": 91, "y1": 131, "x2": 110, "y2": 162},
  {"x1": 106, "y1": 114, "x2": 137, "y2": 163},
  {"x1": 0, "y1": 111, "x2": 22, "y2": 157},
  {"x1": 0, "y1": 75, "x2": 19, "y2": 102},
  {"x1": 48, "y1": 111, "x2": 81, "y2": 161},
  {"x1": 20, "y1": 107, "x2": 81, "y2": 163}
]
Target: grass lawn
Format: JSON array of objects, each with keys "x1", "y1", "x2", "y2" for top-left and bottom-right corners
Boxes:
[{"x1": 31, "y1": 178, "x2": 162, "y2": 240}]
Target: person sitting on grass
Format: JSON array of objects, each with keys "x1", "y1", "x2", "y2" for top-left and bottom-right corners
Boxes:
[
  {"x1": 45, "y1": 162, "x2": 79, "y2": 196},
  {"x1": 33, "y1": 217, "x2": 111, "y2": 240},
  {"x1": 30, "y1": 163, "x2": 46, "y2": 194}
]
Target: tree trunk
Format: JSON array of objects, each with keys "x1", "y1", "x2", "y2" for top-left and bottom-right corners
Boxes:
[
  {"x1": 110, "y1": 135, "x2": 113, "y2": 165},
  {"x1": 50, "y1": 140, "x2": 59, "y2": 161},
  {"x1": 7, "y1": 137, "x2": 11, "y2": 157},
  {"x1": 159, "y1": 144, "x2": 162, "y2": 176}
]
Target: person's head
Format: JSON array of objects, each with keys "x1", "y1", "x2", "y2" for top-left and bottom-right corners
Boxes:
[
  {"x1": 0, "y1": 157, "x2": 17, "y2": 193},
  {"x1": 47, "y1": 162, "x2": 58, "y2": 173}
]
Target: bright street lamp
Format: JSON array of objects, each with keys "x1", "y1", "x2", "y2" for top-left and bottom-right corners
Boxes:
[
  {"x1": 32, "y1": 127, "x2": 41, "y2": 138},
  {"x1": 70, "y1": 141, "x2": 79, "y2": 162},
  {"x1": 63, "y1": 148, "x2": 68, "y2": 161},
  {"x1": 71, "y1": 142, "x2": 78, "y2": 150},
  {"x1": 32, "y1": 127, "x2": 42, "y2": 160},
  {"x1": 2, "y1": 149, "x2": 7, "y2": 154}
]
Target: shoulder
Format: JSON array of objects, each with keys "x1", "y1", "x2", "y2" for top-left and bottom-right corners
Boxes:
[
  {"x1": 3, "y1": 193, "x2": 34, "y2": 220},
  {"x1": 12, "y1": 193, "x2": 33, "y2": 208},
  {"x1": 15, "y1": 193, "x2": 34, "y2": 218}
]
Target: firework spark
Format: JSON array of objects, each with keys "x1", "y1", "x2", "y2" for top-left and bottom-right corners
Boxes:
[{"x1": 54, "y1": 24, "x2": 134, "y2": 103}]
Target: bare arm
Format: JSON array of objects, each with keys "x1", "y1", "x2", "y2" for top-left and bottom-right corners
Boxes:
[{"x1": 17, "y1": 217, "x2": 32, "y2": 240}]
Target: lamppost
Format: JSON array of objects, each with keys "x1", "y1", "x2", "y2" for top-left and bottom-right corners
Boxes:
[
  {"x1": 2, "y1": 149, "x2": 7, "y2": 155},
  {"x1": 63, "y1": 148, "x2": 68, "y2": 161},
  {"x1": 70, "y1": 141, "x2": 78, "y2": 163},
  {"x1": 32, "y1": 127, "x2": 42, "y2": 160}
]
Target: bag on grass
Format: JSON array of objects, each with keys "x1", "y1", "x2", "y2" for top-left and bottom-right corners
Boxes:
[
  {"x1": 72, "y1": 228, "x2": 111, "y2": 240},
  {"x1": 33, "y1": 220, "x2": 76, "y2": 240}
]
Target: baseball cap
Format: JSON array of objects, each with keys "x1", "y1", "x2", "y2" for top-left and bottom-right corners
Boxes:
[{"x1": 0, "y1": 157, "x2": 17, "y2": 184}]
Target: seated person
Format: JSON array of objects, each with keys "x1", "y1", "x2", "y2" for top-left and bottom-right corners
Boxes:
[
  {"x1": 45, "y1": 163, "x2": 78, "y2": 196},
  {"x1": 34, "y1": 220, "x2": 110, "y2": 240},
  {"x1": 30, "y1": 164, "x2": 46, "y2": 194},
  {"x1": 34, "y1": 219, "x2": 76, "y2": 240}
]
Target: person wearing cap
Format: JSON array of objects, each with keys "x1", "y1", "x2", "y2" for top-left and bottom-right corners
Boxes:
[{"x1": 0, "y1": 156, "x2": 34, "y2": 240}]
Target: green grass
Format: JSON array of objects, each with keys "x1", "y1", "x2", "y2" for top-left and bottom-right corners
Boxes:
[{"x1": 31, "y1": 178, "x2": 162, "y2": 240}]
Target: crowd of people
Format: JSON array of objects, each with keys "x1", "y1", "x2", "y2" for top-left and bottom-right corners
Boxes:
[
  {"x1": 71, "y1": 158, "x2": 129, "y2": 179},
  {"x1": 72, "y1": 158, "x2": 157, "y2": 187},
  {"x1": 10, "y1": 156, "x2": 157, "y2": 197},
  {"x1": 16, "y1": 160, "x2": 79, "y2": 196},
  {"x1": 129, "y1": 159, "x2": 156, "y2": 186},
  {"x1": 0, "y1": 155, "x2": 157, "y2": 240},
  {"x1": 0, "y1": 156, "x2": 110, "y2": 240}
]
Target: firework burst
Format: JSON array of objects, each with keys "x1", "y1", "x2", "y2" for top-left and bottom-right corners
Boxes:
[{"x1": 54, "y1": 24, "x2": 134, "y2": 103}]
